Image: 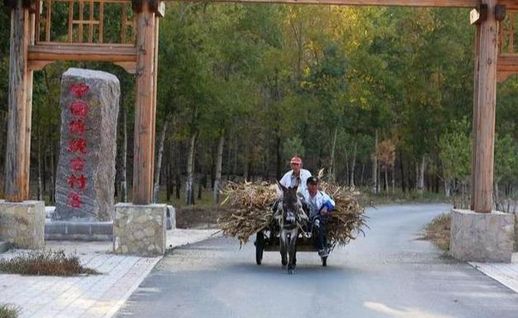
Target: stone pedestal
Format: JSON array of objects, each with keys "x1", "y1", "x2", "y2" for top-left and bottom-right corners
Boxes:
[
  {"x1": 113, "y1": 203, "x2": 167, "y2": 256},
  {"x1": 0, "y1": 201, "x2": 45, "y2": 249},
  {"x1": 54, "y1": 68, "x2": 120, "y2": 222},
  {"x1": 450, "y1": 209, "x2": 514, "y2": 262}
]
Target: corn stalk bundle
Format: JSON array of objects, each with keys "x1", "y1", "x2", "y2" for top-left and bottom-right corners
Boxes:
[
  {"x1": 217, "y1": 182, "x2": 278, "y2": 245},
  {"x1": 319, "y1": 181, "x2": 368, "y2": 246},
  {"x1": 218, "y1": 179, "x2": 368, "y2": 247}
]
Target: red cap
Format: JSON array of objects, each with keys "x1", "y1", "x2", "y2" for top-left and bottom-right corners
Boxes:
[{"x1": 290, "y1": 156, "x2": 302, "y2": 164}]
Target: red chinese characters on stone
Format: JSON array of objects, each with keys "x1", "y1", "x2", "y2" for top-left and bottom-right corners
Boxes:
[
  {"x1": 68, "y1": 120, "x2": 86, "y2": 135},
  {"x1": 67, "y1": 175, "x2": 87, "y2": 190},
  {"x1": 68, "y1": 192, "x2": 82, "y2": 208},
  {"x1": 67, "y1": 138, "x2": 87, "y2": 154},
  {"x1": 70, "y1": 83, "x2": 89, "y2": 98},
  {"x1": 70, "y1": 100, "x2": 88, "y2": 117},
  {"x1": 70, "y1": 157, "x2": 85, "y2": 172},
  {"x1": 67, "y1": 89, "x2": 90, "y2": 209}
]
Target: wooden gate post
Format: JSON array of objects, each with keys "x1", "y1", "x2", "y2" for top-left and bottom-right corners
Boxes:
[
  {"x1": 132, "y1": 0, "x2": 161, "y2": 204},
  {"x1": 472, "y1": 0, "x2": 498, "y2": 213},
  {"x1": 4, "y1": 0, "x2": 34, "y2": 202}
]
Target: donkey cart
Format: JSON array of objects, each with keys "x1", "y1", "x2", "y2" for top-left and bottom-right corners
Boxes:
[{"x1": 254, "y1": 227, "x2": 330, "y2": 267}]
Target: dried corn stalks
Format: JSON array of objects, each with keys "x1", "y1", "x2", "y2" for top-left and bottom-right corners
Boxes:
[
  {"x1": 319, "y1": 181, "x2": 368, "y2": 246},
  {"x1": 217, "y1": 179, "x2": 368, "y2": 247},
  {"x1": 217, "y1": 182, "x2": 277, "y2": 245}
]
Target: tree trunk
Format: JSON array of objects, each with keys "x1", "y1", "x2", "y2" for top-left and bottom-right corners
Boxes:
[
  {"x1": 384, "y1": 168, "x2": 389, "y2": 192},
  {"x1": 166, "y1": 146, "x2": 171, "y2": 201},
  {"x1": 444, "y1": 180, "x2": 451, "y2": 197},
  {"x1": 49, "y1": 143, "x2": 55, "y2": 204},
  {"x1": 417, "y1": 155, "x2": 426, "y2": 194},
  {"x1": 186, "y1": 132, "x2": 197, "y2": 205},
  {"x1": 360, "y1": 163, "x2": 365, "y2": 186},
  {"x1": 198, "y1": 175, "x2": 203, "y2": 200},
  {"x1": 37, "y1": 122, "x2": 42, "y2": 200},
  {"x1": 153, "y1": 120, "x2": 169, "y2": 203},
  {"x1": 329, "y1": 127, "x2": 338, "y2": 183},
  {"x1": 276, "y1": 135, "x2": 282, "y2": 180},
  {"x1": 350, "y1": 141, "x2": 357, "y2": 188},
  {"x1": 232, "y1": 136, "x2": 238, "y2": 176},
  {"x1": 494, "y1": 181, "x2": 500, "y2": 211},
  {"x1": 391, "y1": 164, "x2": 395, "y2": 193},
  {"x1": 399, "y1": 151, "x2": 406, "y2": 192},
  {"x1": 213, "y1": 132, "x2": 224, "y2": 204},
  {"x1": 120, "y1": 105, "x2": 128, "y2": 202},
  {"x1": 372, "y1": 129, "x2": 378, "y2": 193},
  {"x1": 175, "y1": 173, "x2": 181, "y2": 200}
]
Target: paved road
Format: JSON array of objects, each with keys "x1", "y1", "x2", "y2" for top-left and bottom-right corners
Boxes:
[{"x1": 116, "y1": 204, "x2": 518, "y2": 318}]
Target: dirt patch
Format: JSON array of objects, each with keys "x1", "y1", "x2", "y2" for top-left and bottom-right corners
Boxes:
[
  {"x1": 423, "y1": 213, "x2": 451, "y2": 251},
  {"x1": 175, "y1": 206, "x2": 229, "y2": 229}
]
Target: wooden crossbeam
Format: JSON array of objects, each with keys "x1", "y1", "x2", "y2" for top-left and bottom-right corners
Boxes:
[
  {"x1": 497, "y1": 54, "x2": 518, "y2": 82},
  {"x1": 499, "y1": 0, "x2": 518, "y2": 11},
  {"x1": 28, "y1": 43, "x2": 137, "y2": 62}
]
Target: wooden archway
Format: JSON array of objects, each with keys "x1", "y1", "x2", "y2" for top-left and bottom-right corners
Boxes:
[{"x1": 3, "y1": 0, "x2": 518, "y2": 212}]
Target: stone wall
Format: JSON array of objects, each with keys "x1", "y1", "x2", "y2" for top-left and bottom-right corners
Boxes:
[
  {"x1": 113, "y1": 203, "x2": 167, "y2": 256},
  {"x1": 0, "y1": 201, "x2": 45, "y2": 249},
  {"x1": 450, "y1": 209, "x2": 514, "y2": 262},
  {"x1": 54, "y1": 68, "x2": 120, "y2": 221}
]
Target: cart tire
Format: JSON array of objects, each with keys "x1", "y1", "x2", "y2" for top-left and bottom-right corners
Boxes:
[
  {"x1": 321, "y1": 256, "x2": 327, "y2": 267},
  {"x1": 255, "y1": 232, "x2": 264, "y2": 265}
]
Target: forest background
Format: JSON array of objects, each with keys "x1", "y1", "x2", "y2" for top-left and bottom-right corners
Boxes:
[{"x1": 0, "y1": 3, "x2": 516, "y2": 212}]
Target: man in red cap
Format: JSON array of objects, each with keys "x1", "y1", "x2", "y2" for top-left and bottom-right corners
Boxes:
[{"x1": 279, "y1": 156, "x2": 312, "y2": 195}]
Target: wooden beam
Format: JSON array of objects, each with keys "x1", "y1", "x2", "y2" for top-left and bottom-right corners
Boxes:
[
  {"x1": 68, "y1": 0, "x2": 73, "y2": 42},
  {"x1": 172, "y1": 0, "x2": 480, "y2": 7},
  {"x1": 471, "y1": 23, "x2": 480, "y2": 210},
  {"x1": 472, "y1": 0, "x2": 498, "y2": 213},
  {"x1": 132, "y1": 1, "x2": 156, "y2": 204},
  {"x1": 498, "y1": 0, "x2": 518, "y2": 11},
  {"x1": 497, "y1": 54, "x2": 518, "y2": 82},
  {"x1": 24, "y1": 11, "x2": 36, "y2": 203},
  {"x1": 28, "y1": 43, "x2": 137, "y2": 62},
  {"x1": 5, "y1": 1, "x2": 31, "y2": 202}
]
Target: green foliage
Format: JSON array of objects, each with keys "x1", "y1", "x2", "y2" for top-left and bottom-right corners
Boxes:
[
  {"x1": 0, "y1": 4, "x2": 516, "y2": 201},
  {"x1": 282, "y1": 136, "x2": 305, "y2": 162},
  {"x1": 494, "y1": 134, "x2": 518, "y2": 183},
  {"x1": 438, "y1": 118, "x2": 471, "y2": 183}
]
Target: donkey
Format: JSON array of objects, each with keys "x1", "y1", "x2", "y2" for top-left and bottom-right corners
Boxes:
[{"x1": 275, "y1": 183, "x2": 307, "y2": 274}]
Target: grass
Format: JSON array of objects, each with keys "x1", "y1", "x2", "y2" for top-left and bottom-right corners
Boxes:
[
  {"x1": 0, "y1": 250, "x2": 100, "y2": 276},
  {"x1": 0, "y1": 305, "x2": 18, "y2": 318},
  {"x1": 422, "y1": 213, "x2": 451, "y2": 251}
]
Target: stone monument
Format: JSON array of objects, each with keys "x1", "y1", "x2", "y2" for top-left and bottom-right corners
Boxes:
[{"x1": 53, "y1": 68, "x2": 120, "y2": 221}]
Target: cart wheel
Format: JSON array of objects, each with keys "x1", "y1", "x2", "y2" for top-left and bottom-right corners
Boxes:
[
  {"x1": 255, "y1": 232, "x2": 264, "y2": 265},
  {"x1": 321, "y1": 256, "x2": 327, "y2": 267}
]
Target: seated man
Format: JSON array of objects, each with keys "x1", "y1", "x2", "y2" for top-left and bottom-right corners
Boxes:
[
  {"x1": 302, "y1": 176, "x2": 335, "y2": 257},
  {"x1": 273, "y1": 156, "x2": 312, "y2": 213}
]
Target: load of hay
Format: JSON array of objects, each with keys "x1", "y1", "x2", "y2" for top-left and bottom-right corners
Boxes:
[
  {"x1": 217, "y1": 179, "x2": 367, "y2": 247},
  {"x1": 217, "y1": 182, "x2": 277, "y2": 245}
]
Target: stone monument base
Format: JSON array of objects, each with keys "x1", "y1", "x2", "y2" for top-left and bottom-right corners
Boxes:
[
  {"x1": 113, "y1": 203, "x2": 166, "y2": 256},
  {"x1": 0, "y1": 201, "x2": 45, "y2": 249},
  {"x1": 450, "y1": 209, "x2": 514, "y2": 262}
]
